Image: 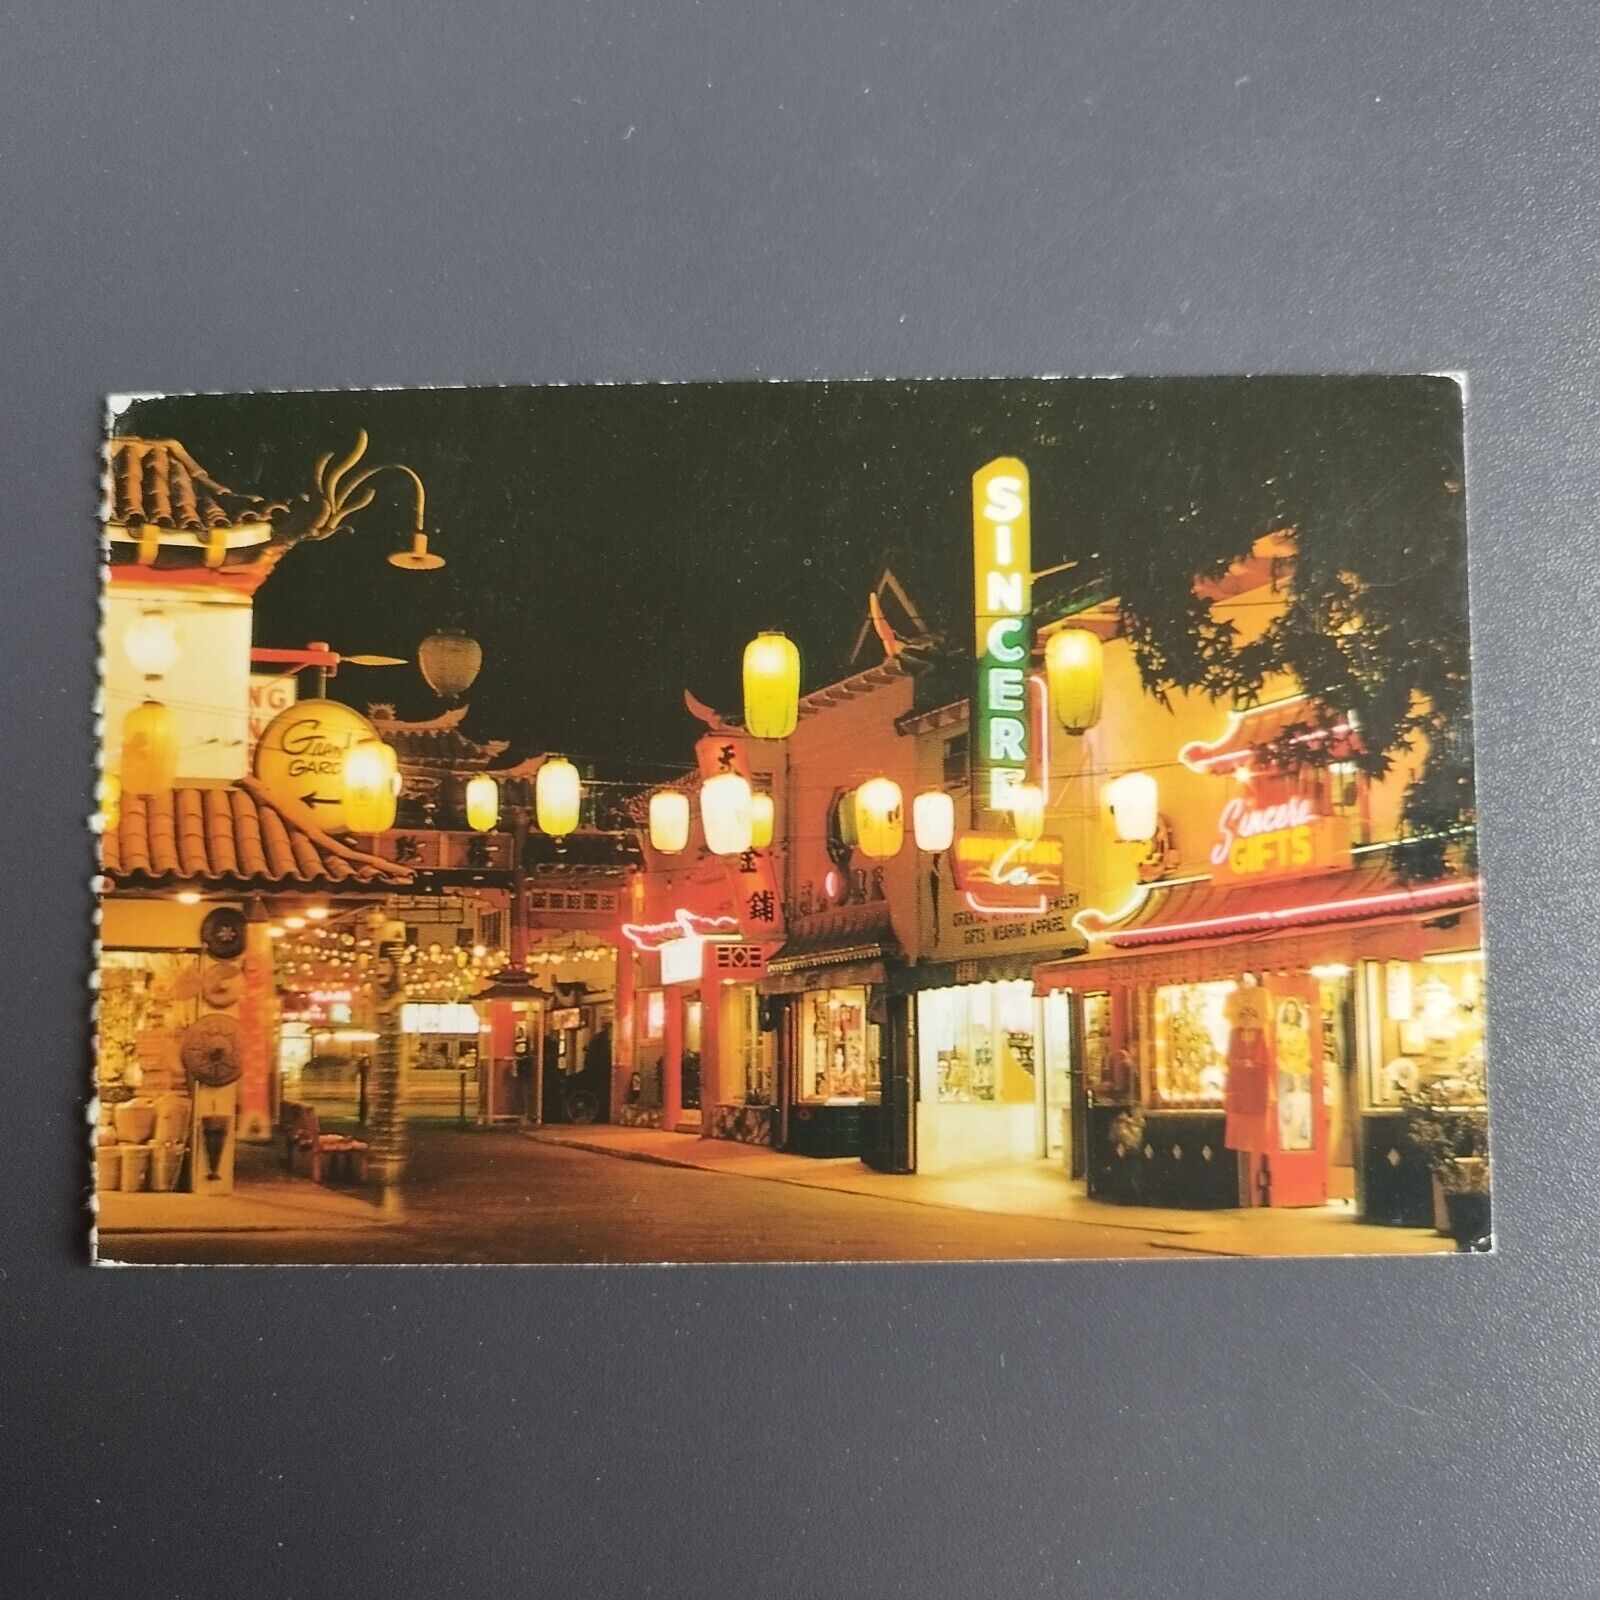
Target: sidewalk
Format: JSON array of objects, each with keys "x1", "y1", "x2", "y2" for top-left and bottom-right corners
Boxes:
[
  {"x1": 96, "y1": 1147, "x2": 388, "y2": 1238},
  {"x1": 529, "y1": 1125, "x2": 1450, "y2": 1257}
]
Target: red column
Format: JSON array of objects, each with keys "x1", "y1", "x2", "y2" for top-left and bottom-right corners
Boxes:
[
  {"x1": 235, "y1": 900, "x2": 275, "y2": 1142},
  {"x1": 662, "y1": 990, "x2": 683, "y2": 1130}
]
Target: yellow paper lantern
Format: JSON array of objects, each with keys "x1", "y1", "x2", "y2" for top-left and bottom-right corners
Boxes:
[
  {"x1": 343, "y1": 741, "x2": 398, "y2": 832},
  {"x1": 99, "y1": 770, "x2": 122, "y2": 833},
  {"x1": 701, "y1": 771, "x2": 753, "y2": 856},
  {"x1": 854, "y1": 777, "x2": 904, "y2": 859},
  {"x1": 911, "y1": 789, "x2": 955, "y2": 854},
  {"x1": 465, "y1": 772, "x2": 500, "y2": 833},
  {"x1": 536, "y1": 756, "x2": 581, "y2": 837},
  {"x1": 123, "y1": 610, "x2": 180, "y2": 680},
  {"x1": 1045, "y1": 628, "x2": 1103, "y2": 734},
  {"x1": 120, "y1": 700, "x2": 177, "y2": 795},
  {"x1": 743, "y1": 631, "x2": 801, "y2": 739},
  {"x1": 1105, "y1": 771, "x2": 1159, "y2": 843},
  {"x1": 750, "y1": 791, "x2": 775, "y2": 850},
  {"x1": 649, "y1": 789, "x2": 691, "y2": 854},
  {"x1": 1009, "y1": 781, "x2": 1046, "y2": 843}
]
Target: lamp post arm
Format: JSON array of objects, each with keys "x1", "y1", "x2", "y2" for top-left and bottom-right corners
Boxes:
[{"x1": 343, "y1": 461, "x2": 428, "y2": 534}]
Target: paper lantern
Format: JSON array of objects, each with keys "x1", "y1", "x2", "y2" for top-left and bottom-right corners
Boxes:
[
  {"x1": 912, "y1": 789, "x2": 955, "y2": 854},
  {"x1": 1106, "y1": 771, "x2": 1159, "y2": 843},
  {"x1": 649, "y1": 789, "x2": 690, "y2": 854},
  {"x1": 701, "y1": 771, "x2": 753, "y2": 856},
  {"x1": 750, "y1": 791, "x2": 775, "y2": 850},
  {"x1": 343, "y1": 741, "x2": 398, "y2": 832},
  {"x1": 536, "y1": 756, "x2": 581, "y2": 837},
  {"x1": 417, "y1": 631, "x2": 483, "y2": 701},
  {"x1": 120, "y1": 700, "x2": 177, "y2": 794},
  {"x1": 854, "y1": 777, "x2": 904, "y2": 859},
  {"x1": 123, "y1": 610, "x2": 180, "y2": 680},
  {"x1": 743, "y1": 631, "x2": 800, "y2": 739},
  {"x1": 465, "y1": 773, "x2": 500, "y2": 833},
  {"x1": 100, "y1": 770, "x2": 122, "y2": 833},
  {"x1": 1009, "y1": 781, "x2": 1046, "y2": 843},
  {"x1": 1045, "y1": 628, "x2": 1103, "y2": 734}
]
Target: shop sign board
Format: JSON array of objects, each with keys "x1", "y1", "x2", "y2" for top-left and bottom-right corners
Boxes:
[
  {"x1": 1209, "y1": 797, "x2": 1352, "y2": 883},
  {"x1": 399, "y1": 1002, "x2": 483, "y2": 1035},
  {"x1": 659, "y1": 935, "x2": 703, "y2": 986},
  {"x1": 281, "y1": 988, "x2": 354, "y2": 1024},
  {"x1": 247, "y1": 671, "x2": 297, "y2": 751},
  {"x1": 950, "y1": 831, "x2": 1065, "y2": 911},
  {"x1": 252, "y1": 697, "x2": 380, "y2": 834},
  {"x1": 971, "y1": 457, "x2": 1032, "y2": 822},
  {"x1": 366, "y1": 832, "x2": 515, "y2": 872},
  {"x1": 710, "y1": 942, "x2": 767, "y2": 978}
]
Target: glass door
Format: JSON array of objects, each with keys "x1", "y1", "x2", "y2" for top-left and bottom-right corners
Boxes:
[{"x1": 1039, "y1": 991, "x2": 1074, "y2": 1165}]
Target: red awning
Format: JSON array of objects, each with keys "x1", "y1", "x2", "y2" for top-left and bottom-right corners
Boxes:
[{"x1": 1040, "y1": 856, "x2": 1479, "y2": 989}]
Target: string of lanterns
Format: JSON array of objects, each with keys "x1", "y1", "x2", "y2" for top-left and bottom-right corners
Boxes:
[{"x1": 637, "y1": 624, "x2": 1160, "y2": 859}]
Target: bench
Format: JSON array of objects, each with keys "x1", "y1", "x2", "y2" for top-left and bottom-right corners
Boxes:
[{"x1": 281, "y1": 1100, "x2": 369, "y2": 1185}]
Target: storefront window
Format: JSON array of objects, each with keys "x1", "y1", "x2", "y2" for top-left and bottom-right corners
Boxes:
[
  {"x1": 799, "y1": 987, "x2": 877, "y2": 1103},
  {"x1": 98, "y1": 949, "x2": 201, "y2": 1104},
  {"x1": 1363, "y1": 951, "x2": 1486, "y2": 1107},
  {"x1": 1152, "y1": 980, "x2": 1235, "y2": 1106},
  {"x1": 1080, "y1": 991, "x2": 1112, "y2": 1093},
  {"x1": 918, "y1": 981, "x2": 1037, "y2": 1105},
  {"x1": 724, "y1": 985, "x2": 772, "y2": 1106}
]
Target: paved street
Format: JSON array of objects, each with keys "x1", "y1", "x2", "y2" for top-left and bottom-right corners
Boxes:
[{"x1": 100, "y1": 1124, "x2": 1448, "y2": 1265}]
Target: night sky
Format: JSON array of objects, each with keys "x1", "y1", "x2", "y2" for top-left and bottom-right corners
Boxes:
[{"x1": 117, "y1": 378, "x2": 1465, "y2": 775}]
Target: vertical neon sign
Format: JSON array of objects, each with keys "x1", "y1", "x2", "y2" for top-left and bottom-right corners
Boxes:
[{"x1": 972, "y1": 457, "x2": 1032, "y2": 823}]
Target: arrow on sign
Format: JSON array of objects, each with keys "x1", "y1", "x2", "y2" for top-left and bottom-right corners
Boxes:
[{"x1": 300, "y1": 792, "x2": 340, "y2": 809}]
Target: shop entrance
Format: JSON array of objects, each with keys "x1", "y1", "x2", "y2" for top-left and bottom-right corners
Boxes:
[{"x1": 1039, "y1": 989, "x2": 1076, "y2": 1169}]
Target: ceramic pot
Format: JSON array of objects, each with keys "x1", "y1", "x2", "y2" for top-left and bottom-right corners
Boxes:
[
  {"x1": 151, "y1": 1143, "x2": 185, "y2": 1192},
  {"x1": 119, "y1": 1144, "x2": 152, "y2": 1193},
  {"x1": 152, "y1": 1092, "x2": 191, "y2": 1147},
  {"x1": 114, "y1": 1098, "x2": 157, "y2": 1144},
  {"x1": 96, "y1": 1146, "x2": 123, "y2": 1190}
]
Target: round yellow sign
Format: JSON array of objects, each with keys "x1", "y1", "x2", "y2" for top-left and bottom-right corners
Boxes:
[{"x1": 252, "y1": 698, "x2": 380, "y2": 834}]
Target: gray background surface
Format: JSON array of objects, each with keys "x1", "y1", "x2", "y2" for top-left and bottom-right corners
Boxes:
[{"x1": 2, "y1": 4, "x2": 1595, "y2": 1596}]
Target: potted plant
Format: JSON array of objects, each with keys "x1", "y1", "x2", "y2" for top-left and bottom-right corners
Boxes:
[{"x1": 1401, "y1": 1094, "x2": 1491, "y2": 1251}]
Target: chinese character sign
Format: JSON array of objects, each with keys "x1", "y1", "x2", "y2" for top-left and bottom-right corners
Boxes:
[
  {"x1": 695, "y1": 732, "x2": 784, "y2": 941},
  {"x1": 972, "y1": 457, "x2": 1032, "y2": 823}
]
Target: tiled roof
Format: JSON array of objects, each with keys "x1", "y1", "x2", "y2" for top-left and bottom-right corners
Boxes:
[
  {"x1": 368, "y1": 704, "x2": 509, "y2": 766},
  {"x1": 104, "y1": 438, "x2": 289, "y2": 533},
  {"x1": 103, "y1": 777, "x2": 414, "y2": 890}
]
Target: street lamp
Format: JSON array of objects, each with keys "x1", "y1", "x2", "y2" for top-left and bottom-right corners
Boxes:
[{"x1": 307, "y1": 431, "x2": 447, "y2": 572}]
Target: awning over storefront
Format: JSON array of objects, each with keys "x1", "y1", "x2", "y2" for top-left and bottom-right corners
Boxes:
[
  {"x1": 1041, "y1": 854, "x2": 1479, "y2": 989},
  {"x1": 761, "y1": 908, "x2": 899, "y2": 995},
  {"x1": 102, "y1": 777, "x2": 415, "y2": 893},
  {"x1": 910, "y1": 952, "x2": 1042, "y2": 990}
]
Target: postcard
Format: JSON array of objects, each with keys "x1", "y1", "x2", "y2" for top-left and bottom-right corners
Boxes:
[{"x1": 92, "y1": 377, "x2": 1490, "y2": 1263}]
